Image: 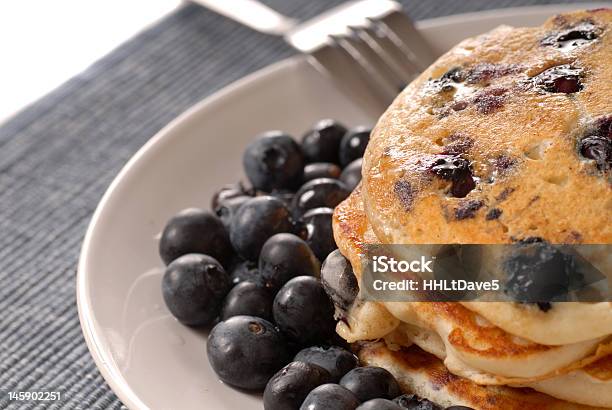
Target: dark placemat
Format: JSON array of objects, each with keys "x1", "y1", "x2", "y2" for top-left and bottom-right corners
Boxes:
[{"x1": 0, "y1": 0, "x2": 596, "y2": 408}]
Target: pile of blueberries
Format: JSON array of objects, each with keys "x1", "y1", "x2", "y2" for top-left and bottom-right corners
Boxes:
[{"x1": 158, "y1": 119, "x2": 471, "y2": 410}]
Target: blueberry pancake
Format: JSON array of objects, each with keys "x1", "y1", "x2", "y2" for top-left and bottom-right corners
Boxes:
[
  {"x1": 329, "y1": 8, "x2": 612, "y2": 409},
  {"x1": 363, "y1": 9, "x2": 612, "y2": 345},
  {"x1": 359, "y1": 8, "x2": 612, "y2": 345},
  {"x1": 358, "y1": 341, "x2": 608, "y2": 410},
  {"x1": 333, "y1": 186, "x2": 612, "y2": 407},
  {"x1": 362, "y1": 8, "x2": 611, "y2": 246}
]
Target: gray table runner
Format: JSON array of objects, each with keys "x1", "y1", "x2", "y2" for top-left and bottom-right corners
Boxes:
[{"x1": 0, "y1": 0, "x2": 595, "y2": 408}]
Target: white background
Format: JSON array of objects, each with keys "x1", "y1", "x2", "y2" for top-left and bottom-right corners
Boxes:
[{"x1": 0, "y1": 0, "x2": 181, "y2": 123}]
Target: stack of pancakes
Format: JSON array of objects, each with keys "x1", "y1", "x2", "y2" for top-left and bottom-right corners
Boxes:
[{"x1": 331, "y1": 9, "x2": 612, "y2": 409}]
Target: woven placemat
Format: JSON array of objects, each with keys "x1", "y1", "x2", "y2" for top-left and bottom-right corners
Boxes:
[{"x1": 0, "y1": 0, "x2": 593, "y2": 408}]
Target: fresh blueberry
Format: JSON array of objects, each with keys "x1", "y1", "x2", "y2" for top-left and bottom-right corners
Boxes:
[
  {"x1": 292, "y1": 178, "x2": 350, "y2": 218},
  {"x1": 243, "y1": 131, "x2": 305, "y2": 192},
  {"x1": 357, "y1": 399, "x2": 401, "y2": 410},
  {"x1": 340, "y1": 158, "x2": 363, "y2": 191},
  {"x1": 221, "y1": 281, "x2": 274, "y2": 321},
  {"x1": 504, "y1": 242, "x2": 576, "y2": 304},
  {"x1": 339, "y1": 127, "x2": 370, "y2": 166},
  {"x1": 162, "y1": 254, "x2": 231, "y2": 326},
  {"x1": 301, "y1": 119, "x2": 347, "y2": 164},
  {"x1": 304, "y1": 162, "x2": 342, "y2": 182},
  {"x1": 340, "y1": 366, "x2": 401, "y2": 402},
  {"x1": 259, "y1": 233, "x2": 320, "y2": 290},
  {"x1": 269, "y1": 190, "x2": 295, "y2": 208},
  {"x1": 294, "y1": 346, "x2": 358, "y2": 382},
  {"x1": 273, "y1": 276, "x2": 337, "y2": 346},
  {"x1": 214, "y1": 195, "x2": 251, "y2": 230},
  {"x1": 211, "y1": 182, "x2": 254, "y2": 211},
  {"x1": 264, "y1": 361, "x2": 332, "y2": 410},
  {"x1": 207, "y1": 315, "x2": 291, "y2": 390},
  {"x1": 300, "y1": 384, "x2": 360, "y2": 410},
  {"x1": 394, "y1": 394, "x2": 443, "y2": 409},
  {"x1": 159, "y1": 208, "x2": 232, "y2": 265},
  {"x1": 300, "y1": 208, "x2": 337, "y2": 261},
  {"x1": 321, "y1": 250, "x2": 359, "y2": 315},
  {"x1": 228, "y1": 259, "x2": 261, "y2": 285},
  {"x1": 229, "y1": 196, "x2": 294, "y2": 261}
]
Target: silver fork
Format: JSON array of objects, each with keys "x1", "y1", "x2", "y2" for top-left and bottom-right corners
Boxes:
[{"x1": 191, "y1": 0, "x2": 436, "y2": 115}]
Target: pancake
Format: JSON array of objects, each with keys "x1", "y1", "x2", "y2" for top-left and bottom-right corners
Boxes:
[
  {"x1": 333, "y1": 187, "x2": 612, "y2": 405},
  {"x1": 520, "y1": 355, "x2": 612, "y2": 408},
  {"x1": 332, "y1": 9, "x2": 612, "y2": 407},
  {"x1": 384, "y1": 322, "x2": 612, "y2": 402},
  {"x1": 383, "y1": 300, "x2": 610, "y2": 379},
  {"x1": 334, "y1": 188, "x2": 609, "y2": 377},
  {"x1": 336, "y1": 298, "x2": 400, "y2": 343},
  {"x1": 460, "y1": 301, "x2": 612, "y2": 345},
  {"x1": 357, "y1": 341, "x2": 607, "y2": 410},
  {"x1": 360, "y1": 9, "x2": 612, "y2": 345},
  {"x1": 362, "y1": 8, "x2": 612, "y2": 244}
]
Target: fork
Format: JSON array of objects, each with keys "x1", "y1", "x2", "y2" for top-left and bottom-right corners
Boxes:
[{"x1": 191, "y1": 0, "x2": 436, "y2": 114}]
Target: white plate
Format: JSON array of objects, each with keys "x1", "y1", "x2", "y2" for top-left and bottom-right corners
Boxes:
[{"x1": 77, "y1": 5, "x2": 604, "y2": 409}]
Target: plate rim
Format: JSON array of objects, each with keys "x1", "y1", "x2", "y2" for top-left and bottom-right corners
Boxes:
[{"x1": 76, "y1": 4, "x2": 607, "y2": 409}]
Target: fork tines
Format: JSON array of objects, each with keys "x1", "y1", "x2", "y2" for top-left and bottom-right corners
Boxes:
[{"x1": 292, "y1": 1, "x2": 435, "y2": 114}]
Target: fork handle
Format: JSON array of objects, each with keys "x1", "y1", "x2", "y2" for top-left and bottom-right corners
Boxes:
[{"x1": 190, "y1": 0, "x2": 297, "y2": 35}]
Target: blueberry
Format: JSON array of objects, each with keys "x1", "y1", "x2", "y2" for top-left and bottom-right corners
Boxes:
[
  {"x1": 301, "y1": 208, "x2": 337, "y2": 261},
  {"x1": 273, "y1": 276, "x2": 337, "y2": 346},
  {"x1": 211, "y1": 182, "x2": 254, "y2": 211},
  {"x1": 243, "y1": 131, "x2": 305, "y2": 192},
  {"x1": 292, "y1": 178, "x2": 350, "y2": 218},
  {"x1": 454, "y1": 200, "x2": 484, "y2": 220},
  {"x1": 542, "y1": 21, "x2": 599, "y2": 49},
  {"x1": 442, "y1": 67, "x2": 466, "y2": 83},
  {"x1": 162, "y1": 254, "x2": 231, "y2": 326},
  {"x1": 429, "y1": 155, "x2": 475, "y2": 198},
  {"x1": 339, "y1": 127, "x2": 370, "y2": 166},
  {"x1": 258, "y1": 233, "x2": 320, "y2": 290},
  {"x1": 504, "y1": 242, "x2": 577, "y2": 304},
  {"x1": 300, "y1": 384, "x2": 360, "y2": 410},
  {"x1": 579, "y1": 135, "x2": 611, "y2": 171},
  {"x1": 321, "y1": 250, "x2": 359, "y2": 315},
  {"x1": 214, "y1": 195, "x2": 251, "y2": 230},
  {"x1": 555, "y1": 22, "x2": 598, "y2": 42},
  {"x1": 159, "y1": 208, "x2": 232, "y2": 265},
  {"x1": 207, "y1": 316, "x2": 290, "y2": 390},
  {"x1": 532, "y1": 65, "x2": 582, "y2": 94},
  {"x1": 294, "y1": 346, "x2": 358, "y2": 382},
  {"x1": 221, "y1": 281, "x2": 274, "y2": 321},
  {"x1": 537, "y1": 302, "x2": 552, "y2": 312},
  {"x1": 340, "y1": 366, "x2": 401, "y2": 402},
  {"x1": 228, "y1": 259, "x2": 261, "y2": 285},
  {"x1": 357, "y1": 399, "x2": 401, "y2": 410},
  {"x1": 264, "y1": 361, "x2": 332, "y2": 410},
  {"x1": 304, "y1": 162, "x2": 342, "y2": 182},
  {"x1": 301, "y1": 119, "x2": 347, "y2": 164},
  {"x1": 269, "y1": 190, "x2": 295, "y2": 208},
  {"x1": 394, "y1": 394, "x2": 443, "y2": 409},
  {"x1": 340, "y1": 158, "x2": 363, "y2": 191},
  {"x1": 230, "y1": 196, "x2": 294, "y2": 261}
]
